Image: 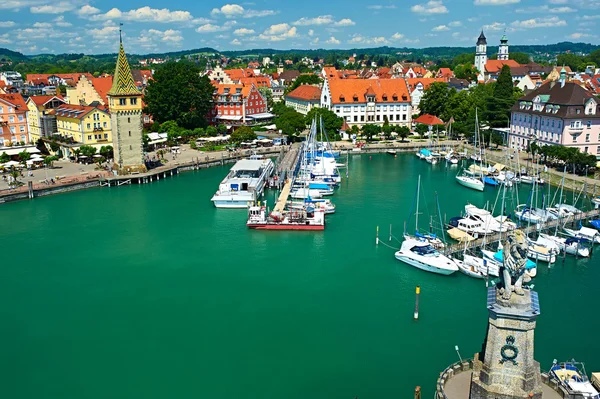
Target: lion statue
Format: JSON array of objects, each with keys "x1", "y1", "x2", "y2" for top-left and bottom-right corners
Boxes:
[{"x1": 499, "y1": 229, "x2": 529, "y2": 301}]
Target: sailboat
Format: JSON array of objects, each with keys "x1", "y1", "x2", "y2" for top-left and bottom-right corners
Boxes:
[
  {"x1": 395, "y1": 176, "x2": 458, "y2": 275},
  {"x1": 456, "y1": 109, "x2": 485, "y2": 191}
]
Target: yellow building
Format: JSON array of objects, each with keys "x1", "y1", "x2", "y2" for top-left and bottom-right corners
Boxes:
[
  {"x1": 54, "y1": 104, "x2": 112, "y2": 147},
  {"x1": 26, "y1": 95, "x2": 65, "y2": 143},
  {"x1": 65, "y1": 75, "x2": 113, "y2": 106}
]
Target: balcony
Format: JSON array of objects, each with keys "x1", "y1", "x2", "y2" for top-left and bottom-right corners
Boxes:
[{"x1": 569, "y1": 126, "x2": 584, "y2": 133}]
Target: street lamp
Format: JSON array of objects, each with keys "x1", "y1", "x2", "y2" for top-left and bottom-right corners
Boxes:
[{"x1": 455, "y1": 345, "x2": 463, "y2": 363}]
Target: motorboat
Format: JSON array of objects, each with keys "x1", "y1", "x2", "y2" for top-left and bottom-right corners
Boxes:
[
  {"x1": 394, "y1": 237, "x2": 459, "y2": 275},
  {"x1": 464, "y1": 204, "x2": 515, "y2": 233},
  {"x1": 290, "y1": 188, "x2": 323, "y2": 199},
  {"x1": 448, "y1": 156, "x2": 459, "y2": 165},
  {"x1": 563, "y1": 226, "x2": 600, "y2": 244},
  {"x1": 483, "y1": 176, "x2": 500, "y2": 186},
  {"x1": 550, "y1": 360, "x2": 600, "y2": 399},
  {"x1": 211, "y1": 158, "x2": 275, "y2": 208},
  {"x1": 288, "y1": 198, "x2": 336, "y2": 214},
  {"x1": 520, "y1": 174, "x2": 545, "y2": 185},
  {"x1": 449, "y1": 216, "x2": 493, "y2": 238},
  {"x1": 526, "y1": 241, "x2": 557, "y2": 263},
  {"x1": 456, "y1": 173, "x2": 484, "y2": 192},
  {"x1": 247, "y1": 205, "x2": 325, "y2": 230},
  {"x1": 553, "y1": 203, "x2": 582, "y2": 216},
  {"x1": 457, "y1": 253, "x2": 499, "y2": 278},
  {"x1": 590, "y1": 219, "x2": 600, "y2": 230},
  {"x1": 539, "y1": 233, "x2": 590, "y2": 257},
  {"x1": 514, "y1": 205, "x2": 545, "y2": 225},
  {"x1": 387, "y1": 149, "x2": 397, "y2": 155}
]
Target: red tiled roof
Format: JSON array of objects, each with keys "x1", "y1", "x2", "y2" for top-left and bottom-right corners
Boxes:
[
  {"x1": 239, "y1": 77, "x2": 271, "y2": 88},
  {"x1": 438, "y1": 68, "x2": 453, "y2": 78},
  {"x1": 26, "y1": 73, "x2": 94, "y2": 84},
  {"x1": 224, "y1": 68, "x2": 255, "y2": 81},
  {"x1": 286, "y1": 85, "x2": 321, "y2": 101},
  {"x1": 414, "y1": 114, "x2": 444, "y2": 126},
  {"x1": 27, "y1": 95, "x2": 65, "y2": 106},
  {"x1": 213, "y1": 83, "x2": 253, "y2": 98},
  {"x1": 91, "y1": 76, "x2": 113, "y2": 104},
  {"x1": 484, "y1": 60, "x2": 520, "y2": 74},
  {"x1": 406, "y1": 78, "x2": 447, "y2": 91},
  {"x1": 328, "y1": 79, "x2": 410, "y2": 104},
  {"x1": 54, "y1": 104, "x2": 108, "y2": 119},
  {"x1": 0, "y1": 93, "x2": 28, "y2": 111}
]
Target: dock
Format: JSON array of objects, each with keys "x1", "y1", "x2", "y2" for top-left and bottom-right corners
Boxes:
[
  {"x1": 273, "y1": 179, "x2": 293, "y2": 213},
  {"x1": 271, "y1": 146, "x2": 302, "y2": 213},
  {"x1": 442, "y1": 208, "x2": 600, "y2": 256}
]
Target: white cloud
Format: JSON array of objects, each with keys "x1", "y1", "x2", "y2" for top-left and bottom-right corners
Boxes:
[
  {"x1": 230, "y1": 38, "x2": 241, "y2": 45},
  {"x1": 196, "y1": 21, "x2": 236, "y2": 33},
  {"x1": 293, "y1": 15, "x2": 333, "y2": 26},
  {"x1": 548, "y1": 6, "x2": 576, "y2": 12},
  {"x1": 411, "y1": 1, "x2": 448, "y2": 14},
  {"x1": 325, "y1": 36, "x2": 340, "y2": 44},
  {"x1": 258, "y1": 23, "x2": 297, "y2": 41},
  {"x1": 568, "y1": 32, "x2": 591, "y2": 39},
  {"x1": 549, "y1": 0, "x2": 568, "y2": 3},
  {"x1": 308, "y1": 29, "x2": 314, "y2": 36},
  {"x1": 348, "y1": 34, "x2": 388, "y2": 45},
  {"x1": 30, "y1": 1, "x2": 77, "y2": 14},
  {"x1": 474, "y1": 0, "x2": 519, "y2": 5},
  {"x1": 233, "y1": 28, "x2": 255, "y2": 35},
  {"x1": 310, "y1": 37, "x2": 320, "y2": 44},
  {"x1": 467, "y1": 17, "x2": 479, "y2": 22},
  {"x1": 53, "y1": 15, "x2": 72, "y2": 27},
  {"x1": 390, "y1": 32, "x2": 404, "y2": 40},
  {"x1": 484, "y1": 21, "x2": 506, "y2": 30},
  {"x1": 448, "y1": 21, "x2": 462, "y2": 27},
  {"x1": 33, "y1": 22, "x2": 52, "y2": 28},
  {"x1": 511, "y1": 16, "x2": 567, "y2": 28},
  {"x1": 0, "y1": 21, "x2": 16, "y2": 28},
  {"x1": 147, "y1": 28, "x2": 183, "y2": 43},
  {"x1": 77, "y1": 5, "x2": 100, "y2": 15},
  {"x1": 88, "y1": 26, "x2": 119, "y2": 38},
  {"x1": 367, "y1": 4, "x2": 397, "y2": 9},
  {"x1": 334, "y1": 18, "x2": 355, "y2": 26},
  {"x1": 89, "y1": 6, "x2": 193, "y2": 23},
  {"x1": 516, "y1": 5, "x2": 576, "y2": 13},
  {"x1": 432, "y1": 24, "x2": 450, "y2": 31},
  {"x1": 211, "y1": 4, "x2": 276, "y2": 18}
]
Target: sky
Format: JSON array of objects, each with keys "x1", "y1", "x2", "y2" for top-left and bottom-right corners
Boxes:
[{"x1": 0, "y1": 0, "x2": 599, "y2": 55}]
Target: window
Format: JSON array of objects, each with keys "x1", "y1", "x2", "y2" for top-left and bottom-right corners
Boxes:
[
  {"x1": 361, "y1": 116, "x2": 365, "y2": 122},
  {"x1": 376, "y1": 115, "x2": 380, "y2": 121},
  {"x1": 0, "y1": 106, "x2": 3, "y2": 113},
  {"x1": 354, "y1": 116, "x2": 358, "y2": 122},
  {"x1": 129, "y1": 145, "x2": 132, "y2": 150},
  {"x1": 584, "y1": 146, "x2": 588, "y2": 153},
  {"x1": 104, "y1": 134, "x2": 108, "y2": 139},
  {"x1": 130, "y1": 98, "x2": 137, "y2": 105},
  {"x1": 20, "y1": 135, "x2": 25, "y2": 142},
  {"x1": 128, "y1": 131, "x2": 131, "y2": 137},
  {"x1": 19, "y1": 126, "x2": 24, "y2": 132},
  {"x1": 586, "y1": 133, "x2": 590, "y2": 142},
  {"x1": 403, "y1": 114, "x2": 407, "y2": 121},
  {"x1": 103, "y1": 122, "x2": 107, "y2": 128},
  {"x1": 587, "y1": 121, "x2": 592, "y2": 129},
  {"x1": 18, "y1": 115, "x2": 24, "y2": 122},
  {"x1": 119, "y1": 98, "x2": 126, "y2": 106},
  {"x1": 88, "y1": 135, "x2": 92, "y2": 140},
  {"x1": 87, "y1": 123, "x2": 91, "y2": 129},
  {"x1": 9, "y1": 116, "x2": 14, "y2": 123},
  {"x1": 8, "y1": 106, "x2": 13, "y2": 112},
  {"x1": 128, "y1": 117, "x2": 131, "y2": 123},
  {"x1": 9, "y1": 126, "x2": 15, "y2": 133}
]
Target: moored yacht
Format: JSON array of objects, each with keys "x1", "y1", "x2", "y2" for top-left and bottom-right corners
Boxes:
[
  {"x1": 394, "y1": 237, "x2": 458, "y2": 275},
  {"x1": 550, "y1": 360, "x2": 600, "y2": 399},
  {"x1": 211, "y1": 158, "x2": 275, "y2": 208}
]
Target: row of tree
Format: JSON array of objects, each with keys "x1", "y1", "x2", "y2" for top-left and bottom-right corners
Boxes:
[{"x1": 530, "y1": 143, "x2": 597, "y2": 173}]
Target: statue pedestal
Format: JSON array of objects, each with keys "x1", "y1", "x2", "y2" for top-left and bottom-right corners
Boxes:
[{"x1": 469, "y1": 288, "x2": 543, "y2": 399}]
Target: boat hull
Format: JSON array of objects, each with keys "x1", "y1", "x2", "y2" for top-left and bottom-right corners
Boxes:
[
  {"x1": 213, "y1": 199, "x2": 253, "y2": 208},
  {"x1": 394, "y1": 253, "x2": 457, "y2": 275},
  {"x1": 247, "y1": 223, "x2": 324, "y2": 230},
  {"x1": 456, "y1": 176, "x2": 484, "y2": 191}
]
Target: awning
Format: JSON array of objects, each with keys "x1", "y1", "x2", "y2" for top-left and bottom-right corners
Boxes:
[
  {"x1": 247, "y1": 112, "x2": 274, "y2": 119},
  {"x1": 149, "y1": 138, "x2": 167, "y2": 145},
  {"x1": 447, "y1": 228, "x2": 475, "y2": 242},
  {"x1": 147, "y1": 132, "x2": 167, "y2": 141},
  {"x1": 216, "y1": 115, "x2": 243, "y2": 121},
  {"x1": 1, "y1": 147, "x2": 41, "y2": 156}
]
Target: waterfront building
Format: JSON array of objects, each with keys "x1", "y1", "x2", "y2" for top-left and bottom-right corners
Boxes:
[
  {"x1": 54, "y1": 104, "x2": 112, "y2": 146},
  {"x1": 0, "y1": 93, "x2": 29, "y2": 146},
  {"x1": 107, "y1": 32, "x2": 146, "y2": 174},
  {"x1": 320, "y1": 76, "x2": 412, "y2": 127},
  {"x1": 508, "y1": 71, "x2": 600, "y2": 158},
  {"x1": 406, "y1": 78, "x2": 448, "y2": 114},
  {"x1": 210, "y1": 83, "x2": 271, "y2": 126},
  {"x1": 26, "y1": 95, "x2": 66, "y2": 142},
  {"x1": 285, "y1": 85, "x2": 321, "y2": 115}
]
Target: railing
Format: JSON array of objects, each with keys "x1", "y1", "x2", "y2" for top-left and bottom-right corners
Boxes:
[{"x1": 435, "y1": 359, "x2": 473, "y2": 399}]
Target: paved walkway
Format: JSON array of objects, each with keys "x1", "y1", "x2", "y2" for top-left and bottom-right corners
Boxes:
[
  {"x1": 444, "y1": 371, "x2": 561, "y2": 399},
  {"x1": 0, "y1": 161, "x2": 101, "y2": 191}
]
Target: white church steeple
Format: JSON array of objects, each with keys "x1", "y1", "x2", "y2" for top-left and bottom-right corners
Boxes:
[
  {"x1": 498, "y1": 32, "x2": 509, "y2": 61},
  {"x1": 475, "y1": 30, "x2": 487, "y2": 73}
]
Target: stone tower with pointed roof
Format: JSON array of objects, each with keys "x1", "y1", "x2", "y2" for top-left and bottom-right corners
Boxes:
[
  {"x1": 498, "y1": 32, "x2": 509, "y2": 61},
  {"x1": 107, "y1": 31, "x2": 147, "y2": 175},
  {"x1": 475, "y1": 30, "x2": 488, "y2": 74}
]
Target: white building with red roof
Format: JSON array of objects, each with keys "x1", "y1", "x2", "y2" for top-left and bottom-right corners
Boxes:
[{"x1": 285, "y1": 85, "x2": 322, "y2": 115}]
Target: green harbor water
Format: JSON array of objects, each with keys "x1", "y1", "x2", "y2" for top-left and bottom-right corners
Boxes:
[{"x1": 1, "y1": 153, "x2": 598, "y2": 399}]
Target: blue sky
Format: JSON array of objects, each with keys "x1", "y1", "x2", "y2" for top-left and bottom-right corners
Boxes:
[{"x1": 0, "y1": 0, "x2": 599, "y2": 55}]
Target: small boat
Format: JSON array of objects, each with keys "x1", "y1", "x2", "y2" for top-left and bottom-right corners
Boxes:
[
  {"x1": 456, "y1": 174, "x2": 484, "y2": 192},
  {"x1": 289, "y1": 198, "x2": 336, "y2": 214},
  {"x1": 452, "y1": 256, "x2": 485, "y2": 279},
  {"x1": 593, "y1": 196, "x2": 600, "y2": 209},
  {"x1": 590, "y1": 219, "x2": 600, "y2": 230},
  {"x1": 563, "y1": 226, "x2": 600, "y2": 244},
  {"x1": 447, "y1": 227, "x2": 475, "y2": 242},
  {"x1": 483, "y1": 176, "x2": 499, "y2": 186},
  {"x1": 247, "y1": 205, "x2": 325, "y2": 230},
  {"x1": 553, "y1": 203, "x2": 582, "y2": 216},
  {"x1": 448, "y1": 156, "x2": 459, "y2": 165},
  {"x1": 387, "y1": 149, "x2": 397, "y2": 155},
  {"x1": 464, "y1": 204, "x2": 515, "y2": 233},
  {"x1": 394, "y1": 237, "x2": 458, "y2": 275},
  {"x1": 550, "y1": 360, "x2": 600, "y2": 399},
  {"x1": 290, "y1": 189, "x2": 323, "y2": 199},
  {"x1": 527, "y1": 242, "x2": 557, "y2": 263},
  {"x1": 481, "y1": 249, "x2": 537, "y2": 278},
  {"x1": 539, "y1": 233, "x2": 590, "y2": 257},
  {"x1": 520, "y1": 174, "x2": 545, "y2": 185},
  {"x1": 514, "y1": 205, "x2": 545, "y2": 225}
]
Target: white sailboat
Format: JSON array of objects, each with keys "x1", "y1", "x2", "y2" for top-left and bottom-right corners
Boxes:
[{"x1": 456, "y1": 109, "x2": 484, "y2": 192}]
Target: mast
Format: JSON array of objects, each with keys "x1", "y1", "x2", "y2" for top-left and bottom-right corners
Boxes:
[{"x1": 416, "y1": 175, "x2": 421, "y2": 233}]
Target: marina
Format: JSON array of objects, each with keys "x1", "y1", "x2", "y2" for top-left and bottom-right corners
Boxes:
[{"x1": 1, "y1": 152, "x2": 599, "y2": 399}]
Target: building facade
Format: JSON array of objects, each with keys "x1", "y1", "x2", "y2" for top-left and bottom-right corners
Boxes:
[
  {"x1": 406, "y1": 78, "x2": 448, "y2": 114},
  {"x1": 107, "y1": 34, "x2": 146, "y2": 174},
  {"x1": 285, "y1": 85, "x2": 321, "y2": 115},
  {"x1": 66, "y1": 75, "x2": 112, "y2": 106},
  {"x1": 210, "y1": 83, "x2": 270, "y2": 125},
  {"x1": 54, "y1": 104, "x2": 112, "y2": 145},
  {"x1": 475, "y1": 31, "x2": 488, "y2": 74},
  {"x1": 498, "y1": 34, "x2": 509, "y2": 61},
  {"x1": 320, "y1": 77, "x2": 412, "y2": 127},
  {"x1": 0, "y1": 93, "x2": 29, "y2": 146},
  {"x1": 26, "y1": 95, "x2": 65, "y2": 142},
  {"x1": 508, "y1": 77, "x2": 600, "y2": 158}
]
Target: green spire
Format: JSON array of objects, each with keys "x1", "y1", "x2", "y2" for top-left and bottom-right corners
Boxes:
[{"x1": 107, "y1": 39, "x2": 140, "y2": 97}]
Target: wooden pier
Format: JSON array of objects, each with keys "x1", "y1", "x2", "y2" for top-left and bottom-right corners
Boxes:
[
  {"x1": 273, "y1": 179, "x2": 293, "y2": 213},
  {"x1": 442, "y1": 208, "x2": 600, "y2": 256}
]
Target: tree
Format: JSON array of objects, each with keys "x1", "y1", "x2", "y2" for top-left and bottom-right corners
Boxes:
[
  {"x1": 487, "y1": 65, "x2": 514, "y2": 128},
  {"x1": 396, "y1": 126, "x2": 410, "y2": 141},
  {"x1": 0, "y1": 152, "x2": 9, "y2": 163},
  {"x1": 452, "y1": 53, "x2": 476, "y2": 68},
  {"x1": 79, "y1": 145, "x2": 97, "y2": 158},
  {"x1": 18, "y1": 150, "x2": 31, "y2": 162},
  {"x1": 557, "y1": 53, "x2": 584, "y2": 71},
  {"x1": 509, "y1": 52, "x2": 531, "y2": 64},
  {"x1": 99, "y1": 145, "x2": 113, "y2": 159},
  {"x1": 206, "y1": 126, "x2": 218, "y2": 137},
  {"x1": 158, "y1": 120, "x2": 179, "y2": 133},
  {"x1": 230, "y1": 126, "x2": 257, "y2": 144},
  {"x1": 419, "y1": 82, "x2": 452, "y2": 116},
  {"x1": 272, "y1": 102, "x2": 294, "y2": 116},
  {"x1": 43, "y1": 155, "x2": 58, "y2": 168},
  {"x1": 274, "y1": 109, "x2": 306, "y2": 140},
  {"x1": 361, "y1": 124, "x2": 380, "y2": 142},
  {"x1": 257, "y1": 86, "x2": 273, "y2": 109},
  {"x1": 9, "y1": 167, "x2": 20, "y2": 187},
  {"x1": 382, "y1": 116, "x2": 393, "y2": 139},
  {"x1": 143, "y1": 60, "x2": 214, "y2": 129},
  {"x1": 217, "y1": 124, "x2": 228, "y2": 136},
  {"x1": 286, "y1": 74, "x2": 322, "y2": 93},
  {"x1": 414, "y1": 124, "x2": 429, "y2": 139},
  {"x1": 305, "y1": 107, "x2": 343, "y2": 139},
  {"x1": 193, "y1": 127, "x2": 206, "y2": 137},
  {"x1": 453, "y1": 64, "x2": 477, "y2": 81}
]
